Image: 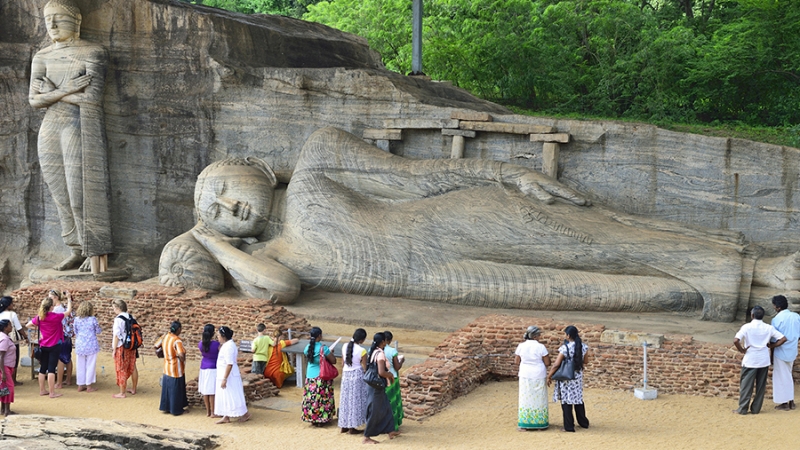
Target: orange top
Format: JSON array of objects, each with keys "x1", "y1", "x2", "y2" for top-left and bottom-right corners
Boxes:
[{"x1": 158, "y1": 332, "x2": 186, "y2": 378}]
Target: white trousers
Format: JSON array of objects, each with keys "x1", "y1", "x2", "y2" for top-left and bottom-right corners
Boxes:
[
  {"x1": 772, "y1": 358, "x2": 794, "y2": 404},
  {"x1": 76, "y1": 353, "x2": 98, "y2": 386}
]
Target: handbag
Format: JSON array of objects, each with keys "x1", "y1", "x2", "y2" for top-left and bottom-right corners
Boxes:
[
  {"x1": 318, "y1": 345, "x2": 339, "y2": 380},
  {"x1": 32, "y1": 327, "x2": 42, "y2": 362},
  {"x1": 362, "y1": 351, "x2": 388, "y2": 389},
  {"x1": 0, "y1": 386, "x2": 9, "y2": 397},
  {"x1": 155, "y1": 334, "x2": 165, "y2": 358},
  {"x1": 551, "y1": 345, "x2": 576, "y2": 381}
]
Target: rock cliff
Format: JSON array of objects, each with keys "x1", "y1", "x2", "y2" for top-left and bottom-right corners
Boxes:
[{"x1": 0, "y1": 0, "x2": 798, "y2": 290}]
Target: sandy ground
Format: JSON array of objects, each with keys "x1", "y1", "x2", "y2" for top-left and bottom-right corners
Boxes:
[{"x1": 11, "y1": 320, "x2": 800, "y2": 450}]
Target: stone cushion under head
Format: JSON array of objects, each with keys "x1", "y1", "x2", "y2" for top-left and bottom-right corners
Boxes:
[{"x1": 159, "y1": 232, "x2": 224, "y2": 292}]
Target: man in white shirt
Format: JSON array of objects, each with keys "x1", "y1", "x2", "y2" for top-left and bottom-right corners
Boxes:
[
  {"x1": 733, "y1": 305, "x2": 786, "y2": 414},
  {"x1": 770, "y1": 295, "x2": 800, "y2": 411}
]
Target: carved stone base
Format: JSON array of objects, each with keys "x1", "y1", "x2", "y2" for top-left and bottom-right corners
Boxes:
[{"x1": 28, "y1": 265, "x2": 131, "y2": 285}]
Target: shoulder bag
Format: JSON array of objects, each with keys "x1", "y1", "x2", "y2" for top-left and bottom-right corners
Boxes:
[
  {"x1": 33, "y1": 326, "x2": 42, "y2": 362},
  {"x1": 318, "y1": 345, "x2": 339, "y2": 380},
  {"x1": 363, "y1": 350, "x2": 388, "y2": 389},
  {"x1": 551, "y1": 345, "x2": 576, "y2": 381}
]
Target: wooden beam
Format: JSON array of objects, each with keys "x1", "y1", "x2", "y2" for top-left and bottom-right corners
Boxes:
[
  {"x1": 383, "y1": 118, "x2": 460, "y2": 129},
  {"x1": 451, "y1": 111, "x2": 493, "y2": 122},
  {"x1": 530, "y1": 133, "x2": 570, "y2": 143},
  {"x1": 460, "y1": 121, "x2": 555, "y2": 134},
  {"x1": 363, "y1": 128, "x2": 403, "y2": 140},
  {"x1": 441, "y1": 129, "x2": 476, "y2": 138}
]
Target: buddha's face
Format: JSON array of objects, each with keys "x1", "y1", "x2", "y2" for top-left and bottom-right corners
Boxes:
[
  {"x1": 196, "y1": 164, "x2": 273, "y2": 238},
  {"x1": 44, "y1": 4, "x2": 81, "y2": 43}
]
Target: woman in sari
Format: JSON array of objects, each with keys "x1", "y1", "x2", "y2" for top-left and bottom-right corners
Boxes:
[
  {"x1": 301, "y1": 326, "x2": 336, "y2": 426},
  {"x1": 338, "y1": 328, "x2": 368, "y2": 434},
  {"x1": 263, "y1": 328, "x2": 298, "y2": 388},
  {"x1": 514, "y1": 325, "x2": 551, "y2": 430},
  {"x1": 547, "y1": 325, "x2": 590, "y2": 432},
  {"x1": 363, "y1": 332, "x2": 400, "y2": 444}
]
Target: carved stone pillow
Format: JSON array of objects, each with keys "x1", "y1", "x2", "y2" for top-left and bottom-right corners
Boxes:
[{"x1": 158, "y1": 231, "x2": 225, "y2": 292}]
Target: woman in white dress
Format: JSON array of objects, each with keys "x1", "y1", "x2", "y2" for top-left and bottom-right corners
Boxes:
[
  {"x1": 338, "y1": 328, "x2": 368, "y2": 434},
  {"x1": 214, "y1": 326, "x2": 250, "y2": 424},
  {"x1": 514, "y1": 325, "x2": 551, "y2": 430}
]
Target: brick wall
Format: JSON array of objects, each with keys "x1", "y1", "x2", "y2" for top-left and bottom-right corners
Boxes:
[
  {"x1": 10, "y1": 282, "x2": 310, "y2": 404},
  {"x1": 402, "y1": 314, "x2": 796, "y2": 420},
  {"x1": 10, "y1": 282, "x2": 310, "y2": 358}
]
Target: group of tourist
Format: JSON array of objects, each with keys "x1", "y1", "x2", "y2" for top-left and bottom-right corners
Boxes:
[
  {"x1": 515, "y1": 325, "x2": 590, "y2": 432},
  {"x1": 154, "y1": 321, "x2": 253, "y2": 424},
  {"x1": 299, "y1": 326, "x2": 403, "y2": 444},
  {"x1": 733, "y1": 295, "x2": 800, "y2": 415},
  {"x1": 7, "y1": 287, "x2": 800, "y2": 436}
]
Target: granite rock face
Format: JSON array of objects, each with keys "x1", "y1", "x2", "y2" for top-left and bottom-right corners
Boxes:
[{"x1": 1, "y1": 0, "x2": 799, "y2": 305}]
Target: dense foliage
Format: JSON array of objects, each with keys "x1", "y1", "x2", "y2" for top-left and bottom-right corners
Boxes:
[
  {"x1": 304, "y1": 0, "x2": 800, "y2": 127},
  {"x1": 185, "y1": 0, "x2": 800, "y2": 128}
]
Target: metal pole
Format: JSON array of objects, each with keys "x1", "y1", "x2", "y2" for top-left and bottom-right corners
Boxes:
[
  {"x1": 411, "y1": 0, "x2": 423, "y2": 74},
  {"x1": 643, "y1": 342, "x2": 648, "y2": 390}
]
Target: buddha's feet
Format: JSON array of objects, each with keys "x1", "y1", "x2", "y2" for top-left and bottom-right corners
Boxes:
[
  {"x1": 79, "y1": 257, "x2": 93, "y2": 272},
  {"x1": 753, "y1": 251, "x2": 800, "y2": 291},
  {"x1": 53, "y1": 251, "x2": 84, "y2": 271}
]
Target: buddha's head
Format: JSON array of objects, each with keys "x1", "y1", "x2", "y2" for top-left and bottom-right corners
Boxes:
[
  {"x1": 195, "y1": 157, "x2": 277, "y2": 238},
  {"x1": 43, "y1": 0, "x2": 82, "y2": 43}
]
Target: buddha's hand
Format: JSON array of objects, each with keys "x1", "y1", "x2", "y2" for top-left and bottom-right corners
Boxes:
[
  {"x1": 62, "y1": 74, "x2": 92, "y2": 94},
  {"x1": 32, "y1": 76, "x2": 57, "y2": 94},
  {"x1": 516, "y1": 170, "x2": 591, "y2": 206},
  {"x1": 191, "y1": 223, "x2": 243, "y2": 249}
]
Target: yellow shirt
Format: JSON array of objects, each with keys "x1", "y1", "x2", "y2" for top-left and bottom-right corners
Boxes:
[{"x1": 252, "y1": 334, "x2": 274, "y2": 362}]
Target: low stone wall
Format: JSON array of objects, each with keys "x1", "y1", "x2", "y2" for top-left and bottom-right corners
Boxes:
[
  {"x1": 402, "y1": 314, "x2": 798, "y2": 420},
  {"x1": 186, "y1": 358, "x2": 279, "y2": 408}
]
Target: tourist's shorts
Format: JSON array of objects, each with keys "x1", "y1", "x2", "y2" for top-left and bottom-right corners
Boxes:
[
  {"x1": 58, "y1": 337, "x2": 72, "y2": 364},
  {"x1": 252, "y1": 360, "x2": 266, "y2": 374}
]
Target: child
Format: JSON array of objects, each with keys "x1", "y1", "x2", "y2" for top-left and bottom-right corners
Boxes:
[{"x1": 251, "y1": 324, "x2": 274, "y2": 374}]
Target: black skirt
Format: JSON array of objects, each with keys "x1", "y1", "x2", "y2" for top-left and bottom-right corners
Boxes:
[
  {"x1": 159, "y1": 374, "x2": 188, "y2": 416},
  {"x1": 364, "y1": 385, "x2": 395, "y2": 437}
]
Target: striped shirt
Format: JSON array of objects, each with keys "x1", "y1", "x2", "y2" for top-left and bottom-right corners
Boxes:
[{"x1": 158, "y1": 332, "x2": 186, "y2": 378}]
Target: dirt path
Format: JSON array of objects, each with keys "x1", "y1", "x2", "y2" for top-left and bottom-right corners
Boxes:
[{"x1": 11, "y1": 320, "x2": 799, "y2": 450}]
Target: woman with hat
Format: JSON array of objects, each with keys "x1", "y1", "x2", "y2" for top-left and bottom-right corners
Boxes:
[
  {"x1": 514, "y1": 325, "x2": 551, "y2": 430},
  {"x1": 0, "y1": 297, "x2": 29, "y2": 386}
]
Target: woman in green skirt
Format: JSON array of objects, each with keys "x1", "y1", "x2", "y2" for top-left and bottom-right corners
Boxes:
[
  {"x1": 382, "y1": 330, "x2": 404, "y2": 430},
  {"x1": 514, "y1": 326, "x2": 551, "y2": 430}
]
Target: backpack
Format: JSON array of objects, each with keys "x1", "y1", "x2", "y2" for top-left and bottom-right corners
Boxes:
[{"x1": 117, "y1": 314, "x2": 143, "y2": 350}]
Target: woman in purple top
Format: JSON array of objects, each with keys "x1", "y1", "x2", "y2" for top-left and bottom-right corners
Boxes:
[
  {"x1": 198, "y1": 324, "x2": 221, "y2": 417},
  {"x1": 73, "y1": 301, "x2": 102, "y2": 393},
  {"x1": 26, "y1": 292, "x2": 71, "y2": 398}
]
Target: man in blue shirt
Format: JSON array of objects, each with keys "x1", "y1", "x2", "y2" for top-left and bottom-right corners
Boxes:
[{"x1": 770, "y1": 295, "x2": 800, "y2": 411}]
